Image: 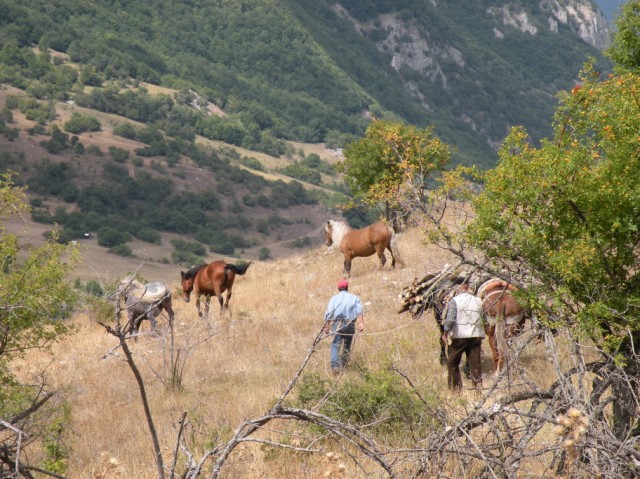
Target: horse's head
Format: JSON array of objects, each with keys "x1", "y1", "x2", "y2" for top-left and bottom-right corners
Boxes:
[
  {"x1": 325, "y1": 221, "x2": 334, "y2": 247},
  {"x1": 180, "y1": 271, "x2": 194, "y2": 303}
]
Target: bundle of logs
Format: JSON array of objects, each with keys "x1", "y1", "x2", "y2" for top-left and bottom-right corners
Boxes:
[{"x1": 397, "y1": 264, "x2": 468, "y2": 317}]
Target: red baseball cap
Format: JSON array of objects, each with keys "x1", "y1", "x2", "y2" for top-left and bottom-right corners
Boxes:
[{"x1": 338, "y1": 279, "x2": 348, "y2": 289}]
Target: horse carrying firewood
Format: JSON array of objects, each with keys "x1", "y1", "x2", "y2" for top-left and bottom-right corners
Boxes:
[
  {"x1": 398, "y1": 266, "x2": 529, "y2": 372},
  {"x1": 397, "y1": 265, "x2": 468, "y2": 365}
]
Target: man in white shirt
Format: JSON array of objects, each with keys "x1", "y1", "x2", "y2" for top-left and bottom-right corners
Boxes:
[{"x1": 441, "y1": 282, "x2": 485, "y2": 390}]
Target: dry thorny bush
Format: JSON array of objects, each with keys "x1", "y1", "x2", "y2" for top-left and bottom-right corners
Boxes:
[{"x1": 108, "y1": 305, "x2": 640, "y2": 478}]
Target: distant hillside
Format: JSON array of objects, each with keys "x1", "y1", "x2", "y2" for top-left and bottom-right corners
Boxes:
[
  {"x1": 0, "y1": 0, "x2": 615, "y2": 271},
  {"x1": 0, "y1": 0, "x2": 611, "y2": 168},
  {"x1": 0, "y1": 83, "x2": 345, "y2": 266}
]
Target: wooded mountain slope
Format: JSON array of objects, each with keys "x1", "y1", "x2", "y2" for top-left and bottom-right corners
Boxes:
[{"x1": 0, "y1": 0, "x2": 611, "y2": 167}]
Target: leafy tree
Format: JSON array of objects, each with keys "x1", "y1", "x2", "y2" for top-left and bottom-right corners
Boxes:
[
  {"x1": 607, "y1": 0, "x2": 640, "y2": 70},
  {"x1": 63, "y1": 112, "x2": 101, "y2": 134},
  {"x1": 466, "y1": 65, "x2": 640, "y2": 438},
  {"x1": 0, "y1": 172, "x2": 77, "y2": 475},
  {"x1": 113, "y1": 122, "x2": 137, "y2": 139},
  {"x1": 280, "y1": 161, "x2": 322, "y2": 185},
  {"x1": 171, "y1": 238, "x2": 206, "y2": 256},
  {"x1": 340, "y1": 120, "x2": 451, "y2": 224},
  {"x1": 134, "y1": 227, "x2": 161, "y2": 244},
  {"x1": 96, "y1": 226, "x2": 131, "y2": 247},
  {"x1": 40, "y1": 124, "x2": 69, "y2": 154}
]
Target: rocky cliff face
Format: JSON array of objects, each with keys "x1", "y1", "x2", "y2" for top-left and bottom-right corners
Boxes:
[
  {"x1": 494, "y1": 0, "x2": 610, "y2": 51},
  {"x1": 338, "y1": 0, "x2": 609, "y2": 81},
  {"x1": 331, "y1": 0, "x2": 609, "y2": 162}
]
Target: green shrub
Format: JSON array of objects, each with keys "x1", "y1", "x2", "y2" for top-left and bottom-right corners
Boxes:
[
  {"x1": 286, "y1": 236, "x2": 311, "y2": 249},
  {"x1": 109, "y1": 146, "x2": 129, "y2": 163},
  {"x1": 171, "y1": 249, "x2": 204, "y2": 267},
  {"x1": 5, "y1": 95, "x2": 20, "y2": 109},
  {"x1": 171, "y1": 239, "x2": 206, "y2": 256},
  {"x1": 27, "y1": 124, "x2": 46, "y2": 135},
  {"x1": 84, "y1": 295, "x2": 114, "y2": 323},
  {"x1": 134, "y1": 227, "x2": 161, "y2": 244},
  {"x1": 97, "y1": 227, "x2": 131, "y2": 247},
  {"x1": 73, "y1": 142, "x2": 85, "y2": 154},
  {"x1": 239, "y1": 156, "x2": 265, "y2": 171},
  {"x1": 84, "y1": 280, "x2": 104, "y2": 297},
  {"x1": 64, "y1": 112, "x2": 101, "y2": 134},
  {"x1": 86, "y1": 144, "x2": 103, "y2": 156},
  {"x1": 108, "y1": 244, "x2": 133, "y2": 256},
  {"x1": 280, "y1": 162, "x2": 322, "y2": 185},
  {"x1": 33, "y1": 210, "x2": 55, "y2": 224},
  {"x1": 259, "y1": 247, "x2": 271, "y2": 260},
  {"x1": 40, "y1": 125, "x2": 69, "y2": 154},
  {"x1": 297, "y1": 369, "x2": 438, "y2": 439},
  {"x1": 39, "y1": 405, "x2": 70, "y2": 475},
  {"x1": 113, "y1": 122, "x2": 137, "y2": 139}
]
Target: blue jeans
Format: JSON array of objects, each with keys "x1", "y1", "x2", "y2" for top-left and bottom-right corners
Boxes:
[{"x1": 330, "y1": 319, "x2": 355, "y2": 370}]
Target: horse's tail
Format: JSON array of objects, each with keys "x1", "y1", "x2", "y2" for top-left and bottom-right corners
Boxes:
[
  {"x1": 225, "y1": 261, "x2": 252, "y2": 276},
  {"x1": 389, "y1": 227, "x2": 405, "y2": 267}
]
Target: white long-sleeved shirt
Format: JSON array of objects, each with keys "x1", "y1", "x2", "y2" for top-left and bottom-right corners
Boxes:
[{"x1": 443, "y1": 292, "x2": 485, "y2": 338}]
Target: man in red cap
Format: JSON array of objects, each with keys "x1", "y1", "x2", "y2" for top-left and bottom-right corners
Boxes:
[{"x1": 323, "y1": 279, "x2": 364, "y2": 374}]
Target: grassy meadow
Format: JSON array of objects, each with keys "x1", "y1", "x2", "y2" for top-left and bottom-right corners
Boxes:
[{"x1": 11, "y1": 226, "x2": 567, "y2": 478}]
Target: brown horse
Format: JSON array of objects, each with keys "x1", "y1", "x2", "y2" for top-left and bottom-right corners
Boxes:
[
  {"x1": 477, "y1": 278, "x2": 528, "y2": 371},
  {"x1": 180, "y1": 261, "x2": 251, "y2": 318},
  {"x1": 325, "y1": 220, "x2": 404, "y2": 277}
]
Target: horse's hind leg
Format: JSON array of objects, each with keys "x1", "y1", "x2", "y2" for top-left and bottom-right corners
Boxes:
[
  {"x1": 378, "y1": 252, "x2": 387, "y2": 270},
  {"x1": 343, "y1": 258, "x2": 352, "y2": 278},
  {"x1": 204, "y1": 295, "x2": 211, "y2": 318},
  {"x1": 165, "y1": 300, "x2": 175, "y2": 328},
  {"x1": 375, "y1": 245, "x2": 387, "y2": 270},
  {"x1": 148, "y1": 312, "x2": 158, "y2": 331},
  {"x1": 217, "y1": 293, "x2": 224, "y2": 311},
  {"x1": 484, "y1": 323, "x2": 501, "y2": 372},
  {"x1": 147, "y1": 311, "x2": 159, "y2": 336},
  {"x1": 224, "y1": 288, "x2": 232, "y2": 309},
  {"x1": 387, "y1": 246, "x2": 396, "y2": 268}
]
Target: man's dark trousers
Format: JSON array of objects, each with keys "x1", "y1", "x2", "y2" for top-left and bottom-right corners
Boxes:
[{"x1": 447, "y1": 337, "x2": 482, "y2": 389}]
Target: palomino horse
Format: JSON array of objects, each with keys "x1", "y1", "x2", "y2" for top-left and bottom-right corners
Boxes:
[
  {"x1": 477, "y1": 278, "x2": 528, "y2": 371},
  {"x1": 180, "y1": 261, "x2": 251, "y2": 318},
  {"x1": 325, "y1": 220, "x2": 403, "y2": 277},
  {"x1": 119, "y1": 277, "x2": 175, "y2": 337}
]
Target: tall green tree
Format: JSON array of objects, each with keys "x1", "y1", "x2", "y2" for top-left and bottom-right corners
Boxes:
[
  {"x1": 0, "y1": 172, "x2": 78, "y2": 475},
  {"x1": 607, "y1": 0, "x2": 640, "y2": 70},
  {"x1": 466, "y1": 65, "x2": 640, "y2": 437},
  {"x1": 339, "y1": 120, "x2": 451, "y2": 224}
]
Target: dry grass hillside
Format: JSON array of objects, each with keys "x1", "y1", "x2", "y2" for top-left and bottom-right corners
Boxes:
[{"x1": 10, "y1": 225, "x2": 567, "y2": 478}]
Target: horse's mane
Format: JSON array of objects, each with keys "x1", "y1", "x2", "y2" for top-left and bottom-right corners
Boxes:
[
  {"x1": 184, "y1": 264, "x2": 206, "y2": 279},
  {"x1": 327, "y1": 219, "x2": 351, "y2": 248}
]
